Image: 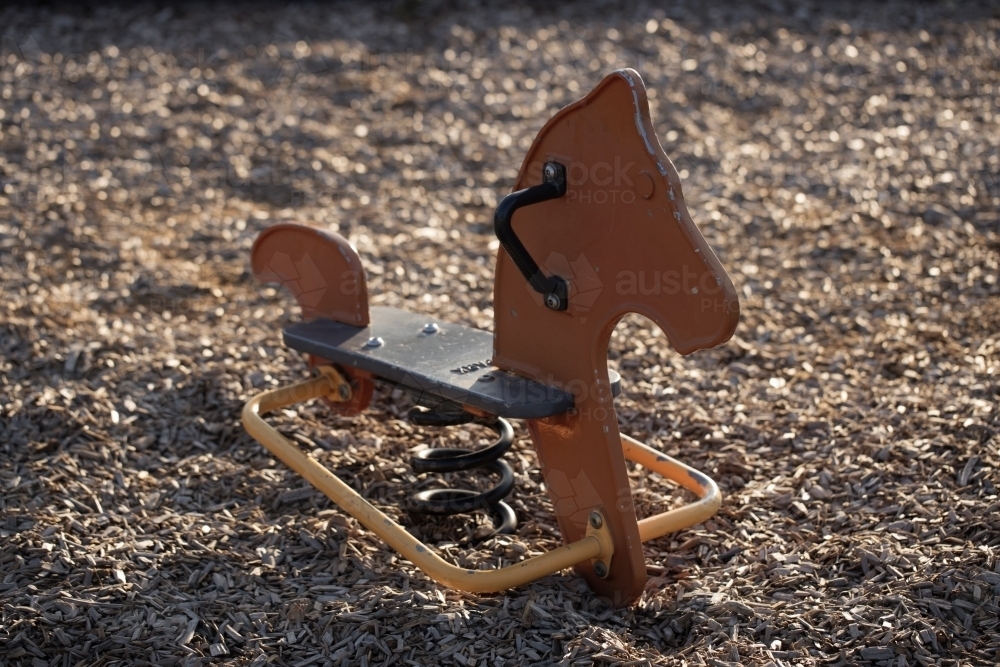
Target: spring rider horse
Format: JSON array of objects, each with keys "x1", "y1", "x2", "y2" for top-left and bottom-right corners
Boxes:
[{"x1": 242, "y1": 69, "x2": 739, "y2": 605}]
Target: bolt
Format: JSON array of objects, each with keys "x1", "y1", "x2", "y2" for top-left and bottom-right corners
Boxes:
[
  {"x1": 544, "y1": 293, "x2": 561, "y2": 310},
  {"x1": 422, "y1": 322, "x2": 440, "y2": 334},
  {"x1": 589, "y1": 511, "x2": 603, "y2": 529},
  {"x1": 593, "y1": 561, "x2": 608, "y2": 578},
  {"x1": 479, "y1": 373, "x2": 495, "y2": 382},
  {"x1": 544, "y1": 163, "x2": 558, "y2": 181},
  {"x1": 338, "y1": 384, "x2": 351, "y2": 400},
  {"x1": 365, "y1": 336, "x2": 384, "y2": 348}
]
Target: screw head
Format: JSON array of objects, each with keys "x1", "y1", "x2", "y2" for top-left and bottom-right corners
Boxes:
[
  {"x1": 593, "y1": 561, "x2": 608, "y2": 578},
  {"x1": 544, "y1": 293, "x2": 561, "y2": 310},
  {"x1": 365, "y1": 336, "x2": 384, "y2": 348},
  {"x1": 422, "y1": 322, "x2": 440, "y2": 334},
  {"x1": 589, "y1": 511, "x2": 603, "y2": 529},
  {"x1": 544, "y1": 163, "x2": 558, "y2": 181}
]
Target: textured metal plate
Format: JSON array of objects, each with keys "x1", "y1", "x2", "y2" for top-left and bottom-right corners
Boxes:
[{"x1": 283, "y1": 306, "x2": 597, "y2": 419}]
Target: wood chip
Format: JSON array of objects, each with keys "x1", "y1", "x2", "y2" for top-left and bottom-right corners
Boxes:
[{"x1": 1, "y1": 3, "x2": 998, "y2": 666}]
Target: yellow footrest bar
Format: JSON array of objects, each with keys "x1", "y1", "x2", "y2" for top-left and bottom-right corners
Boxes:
[
  {"x1": 241, "y1": 368, "x2": 720, "y2": 593},
  {"x1": 622, "y1": 434, "x2": 722, "y2": 543}
]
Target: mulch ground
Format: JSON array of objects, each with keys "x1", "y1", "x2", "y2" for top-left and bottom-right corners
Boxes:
[{"x1": 2, "y1": 1, "x2": 999, "y2": 665}]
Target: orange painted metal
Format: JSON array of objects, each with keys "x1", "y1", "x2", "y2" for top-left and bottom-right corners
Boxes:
[
  {"x1": 251, "y1": 223, "x2": 369, "y2": 326},
  {"x1": 251, "y1": 223, "x2": 375, "y2": 415},
  {"x1": 491, "y1": 69, "x2": 739, "y2": 604}
]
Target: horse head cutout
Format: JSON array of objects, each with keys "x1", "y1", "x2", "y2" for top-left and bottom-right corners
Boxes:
[{"x1": 492, "y1": 68, "x2": 739, "y2": 604}]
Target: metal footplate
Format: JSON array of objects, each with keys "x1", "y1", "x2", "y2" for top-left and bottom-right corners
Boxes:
[{"x1": 283, "y1": 306, "x2": 620, "y2": 419}]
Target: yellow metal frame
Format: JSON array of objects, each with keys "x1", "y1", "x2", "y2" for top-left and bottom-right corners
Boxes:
[
  {"x1": 622, "y1": 434, "x2": 721, "y2": 542},
  {"x1": 241, "y1": 367, "x2": 720, "y2": 593}
]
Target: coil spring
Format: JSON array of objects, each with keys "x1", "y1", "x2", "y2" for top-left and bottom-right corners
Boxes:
[{"x1": 406, "y1": 404, "x2": 517, "y2": 536}]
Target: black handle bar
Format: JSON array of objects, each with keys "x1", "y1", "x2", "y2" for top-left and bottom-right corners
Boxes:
[{"x1": 493, "y1": 162, "x2": 569, "y2": 311}]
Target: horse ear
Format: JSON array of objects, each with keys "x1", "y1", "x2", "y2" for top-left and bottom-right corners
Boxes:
[{"x1": 512, "y1": 68, "x2": 667, "y2": 191}]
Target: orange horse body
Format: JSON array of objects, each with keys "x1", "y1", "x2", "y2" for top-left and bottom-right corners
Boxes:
[{"x1": 248, "y1": 70, "x2": 739, "y2": 604}]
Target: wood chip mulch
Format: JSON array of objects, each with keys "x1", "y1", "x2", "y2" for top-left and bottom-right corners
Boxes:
[{"x1": 1, "y1": 1, "x2": 998, "y2": 665}]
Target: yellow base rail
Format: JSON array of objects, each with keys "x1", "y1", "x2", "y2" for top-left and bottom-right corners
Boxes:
[
  {"x1": 622, "y1": 434, "x2": 721, "y2": 542},
  {"x1": 241, "y1": 367, "x2": 719, "y2": 593}
]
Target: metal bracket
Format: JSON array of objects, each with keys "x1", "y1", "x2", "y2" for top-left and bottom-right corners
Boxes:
[
  {"x1": 315, "y1": 365, "x2": 353, "y2": 401},
  {"x1": 586, "y1": 510, "x2": 614, "y2": 578}
]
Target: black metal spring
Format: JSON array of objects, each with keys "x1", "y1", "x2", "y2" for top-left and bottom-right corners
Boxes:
[{"x1": 406, "y1": 404, "x2": 517, "y2": 536}]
